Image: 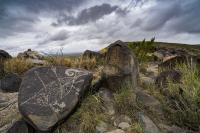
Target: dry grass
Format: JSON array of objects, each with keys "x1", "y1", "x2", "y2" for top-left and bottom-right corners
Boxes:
[
  {"x1": 114, "y1": 82, "x2": 139, "y2": 118},
  {"x1": 46, "y1": 56, "x2": 98, "y2": 70},
  {"x1": 4, "y1": 58, "x2": 34, "y2": 74},
  {"x1": 164, "y1": 64, "x2": 200, "y2": 131},
  {"x1": 62, "y1": 93, "x2": 108, "y2": 132}
]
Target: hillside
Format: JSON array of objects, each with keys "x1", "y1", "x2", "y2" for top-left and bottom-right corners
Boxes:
[{"x1": 0, "y1": 40, "x2": 200, "y2": 133}]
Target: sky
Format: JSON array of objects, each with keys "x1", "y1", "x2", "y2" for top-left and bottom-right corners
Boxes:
[{"x1": 0, "y1": 0, "x2": 200, "y2": 55}]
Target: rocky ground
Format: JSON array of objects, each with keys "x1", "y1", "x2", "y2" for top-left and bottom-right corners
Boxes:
[{"x1": 0, "y1": 40, "x2": 200, "y2": 133}]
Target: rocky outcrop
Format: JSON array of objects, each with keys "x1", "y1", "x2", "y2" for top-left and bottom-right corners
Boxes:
[
  {"x1": 0, "y1": 73, "x2": 22, "y2": 92},
  {"x1": 17, "y1": 49, "x2": 44, "y2": 60},
  {"x1": 155, "y1": 70, "x2": 182, "y2": 88},
  {"x1": 0, "y1": 50, "x2": 12, "y2": 61},
  {"x1": 82, "y1": 50, "x2": 102, "y2": 59},
  {"x1": 103, "y1": 40, "x2": 138, "y2": 90},
  {"x1": 18, "y1": 66, "x2": 93, "y2": 131}
]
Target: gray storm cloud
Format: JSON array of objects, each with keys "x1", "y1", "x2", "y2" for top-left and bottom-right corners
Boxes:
[{"x1": 0, "y1": 0, "x2": 200, "y2": 55}]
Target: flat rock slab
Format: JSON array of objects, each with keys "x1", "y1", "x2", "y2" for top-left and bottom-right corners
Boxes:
[{"x1": 18, "y1": 67, "x2": 93, "y2": 131}]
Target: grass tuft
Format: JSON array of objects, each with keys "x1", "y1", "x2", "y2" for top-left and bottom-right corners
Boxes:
[{"x1": 4, "y1": 58, "x2": 34, "y2": 74}]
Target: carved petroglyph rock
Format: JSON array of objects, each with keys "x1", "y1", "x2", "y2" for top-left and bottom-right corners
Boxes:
[{"x1": 18, "y1": 67, "x2": 93, "y2": 131}]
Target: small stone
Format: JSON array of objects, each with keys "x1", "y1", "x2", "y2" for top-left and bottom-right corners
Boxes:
[
  {"x1": 106, "y1": 129, "x2": 125, "y2": 133},
  {"x1": 118, "y1": 122, "x2": 130, "y2": 130},
  {"x1": 96, "y1": 121, "x2": 108, "y2": 133},
  {"x1": 114, "y1": 115, "x2": 131, "y2": 127}
]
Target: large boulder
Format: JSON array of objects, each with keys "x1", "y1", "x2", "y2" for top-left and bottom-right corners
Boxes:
[
  {"x1": 103, "y1": 40, "x2": 138, "y2": 90},
  {"x1": 18, "y1": 66, "x2": 93, "y2": 131},
  {"x1": 0, "y1": 73, "x2": 22, "y2": 92},
  {"x1": 17, "y1": 49, "x2": 44, "y2": 60}
]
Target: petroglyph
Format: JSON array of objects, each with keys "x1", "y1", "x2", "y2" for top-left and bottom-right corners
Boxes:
[{"x1": 20, "y1": 67, "x2": 90, "y2": 113}]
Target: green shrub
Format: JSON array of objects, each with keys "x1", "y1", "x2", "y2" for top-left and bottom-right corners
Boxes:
[{"x1": 128, "y1": 37, "x2": 155, "y2": 62}]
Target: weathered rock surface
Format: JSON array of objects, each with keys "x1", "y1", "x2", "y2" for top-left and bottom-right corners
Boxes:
[
  {"x1": 17, "y1": 49, "x2": 44, "y2": 60},
  {"x1": 103, "y1": 40, "x2": 138, "y2": 90},
  {"x1": 0, "y1": 73, "x2": 22, "y2": 92},
  {"x1": 7, "y1": 120, "x2": 34, "y2": 133},
  {"x1": 0, "y1": 92, "x2": 20, "y2": 133},
  {"x1": 136, "y1": 91, "x2": 163, "y2": 115},
  {"x1": 155, "y1": 70, "x2": 181, "y2": 88},
  {"x1": 137, "y1": 112, "x2": 160, "y2": 133},
  {"x1": 18, "y1": 66, "x2": 93, "y2": 131}
]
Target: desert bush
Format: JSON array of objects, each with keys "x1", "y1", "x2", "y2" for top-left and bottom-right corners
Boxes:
[
  {"x1": 4, "y1": 58, "x2": 34, "y2": 74},
  {"x1": 128, "y1": 37, "x2": 155, "y2": 62},
  {"x1": 163, "y1": 64, "x2": 200, "y2": 131}
]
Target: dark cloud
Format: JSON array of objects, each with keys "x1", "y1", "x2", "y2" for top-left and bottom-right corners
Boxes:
[
  {"x1": 54, "y1": 3, "x2": 119, "y2": 26},
  {"x1": 168, "y1": 0, "x2": 200, "y2": 33},
  {"x1": 0, "y1": 0, "x2": 86, "y2": 13},
  {"x1": 141, "y1": 0, "x2": 181, "y2": 31},
  {"x1": 39, "y1": 30, "x2": 69, "y2": 45},
  {"x1": 138, "y1": 0, "x2": 200, "y2": 34},
  {"x1": 0, "y1": 0, "x2": 86, "y2": 37},
  {"x1": 49, "y1": 30, "x2": 69, "y2": 41}
]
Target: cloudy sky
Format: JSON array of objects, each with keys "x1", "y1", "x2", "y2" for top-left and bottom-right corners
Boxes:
[{"x1": 0, "y1": 0, "x2": 200, "y2": 55}]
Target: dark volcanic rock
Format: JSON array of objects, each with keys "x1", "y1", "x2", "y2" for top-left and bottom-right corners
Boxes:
[
  {"x1": 0, "y1": 50, "x2": 12, "y2": 78},
  {"x1": 155, "y1": 70, "x2": 182, "y2": 88},
  {"x1": 103, "y1": 40, "x2": 138, "y2": 90},
  {"x1": 82, "y1": 50, "x2": 102, "y2": 59},
  {"x1": 18, "y1": 66, "x2": 93, "y2": 131},
  {"x1": 7, "y1": 120, "x2": 34, "y2": 133},
  {"x1": 159, "y1": 55, "x2": 192, "y2": 69},
  {"x1": 0, "y1": 73, "x2": 22, "y2": 92},
  {"x1": 0, "y1": 50, "x2": 12, "y2": 60}
]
